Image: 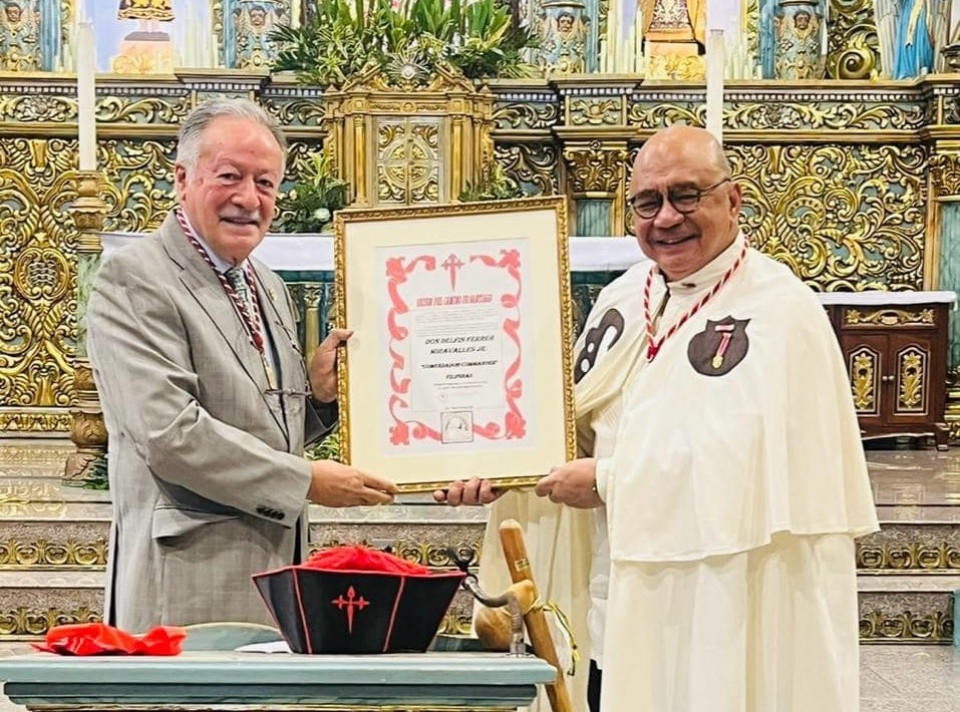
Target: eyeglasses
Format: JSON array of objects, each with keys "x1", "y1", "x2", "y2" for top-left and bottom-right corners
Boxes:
[{"x1": 628, "y1": 178, "x2": 731, "y2": 220}]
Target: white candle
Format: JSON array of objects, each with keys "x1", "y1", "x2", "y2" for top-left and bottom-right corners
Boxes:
[
  {"x1": 76, "y1": 21, "x2": 96, "y2": 171},
  {"x1": 706, "y1": 29, "x2": 725, "y2": 144},
  {"x1": 707, "y1": 0, "x2": 741, "y2": 35}
]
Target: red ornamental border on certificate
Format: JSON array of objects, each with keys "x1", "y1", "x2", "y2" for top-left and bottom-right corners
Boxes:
[{"x1": 385, "y1": 248, "x2": 525, "y2": 446}]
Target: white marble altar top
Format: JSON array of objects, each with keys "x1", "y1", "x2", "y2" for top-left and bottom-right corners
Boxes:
[
  {"x1": 99, "y1": 233, "x2": 958, "y2": 305},
  {"x1": 101, "y1": 233, "x2": 646, "y2": 272},
  {"x1": 816, "y1": 291, "x2": 957, "y2": 305}
]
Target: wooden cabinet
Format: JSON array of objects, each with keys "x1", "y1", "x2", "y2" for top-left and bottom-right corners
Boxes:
[{"x1": 822, "y1": 297, "x2": 953, "y2": 450}]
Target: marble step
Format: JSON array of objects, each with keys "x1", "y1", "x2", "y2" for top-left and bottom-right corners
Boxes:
[
  {"x1": 6, "y1": 509, "x2": 960, "y2": 576},
  {"x1": 858, "y1": 575, "x2": 959, "y2": 644},
  {"x1": 0, "y1": 510, "x2": 485, "y2": 571},
  {"x1": 1, "y1": 566, "x2": 955, "y2": 644}
]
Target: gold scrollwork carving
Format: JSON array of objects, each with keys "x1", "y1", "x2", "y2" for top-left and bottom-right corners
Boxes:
[
  {"x1": 393, "y1": 542, "x2": 479, "y2": 569},
  {"x1": 0, "y1": 412, "x2": 73, "y2": 434},
  {"x1": 262, "y1": 98, "x2": 327, "y2": 127},
  {"x1": 850, "y1": 349, "x2": 878, "y2": 413},
  {"x1": 858, "y1": 543, "x2": 960, "y2": 571},
  {"x1": 494, "y1": 143, "x2": 559, "y2": 196},
  {"x1": 440, "y1": 612, "x2": 473, "y2": 636},
  {"x1": 212, "y1": 1, "x2": 224, "y2": 64},
  {"x1": 730, "y1": 144, "x2": 926, "y2": 290},
  {"x1": 628, "y1": 101, "x2": 704, "y2": 130},
  {"x1": 0, "y1": 138, "x2": 78, "y2": 414},
  {"x1": 0, "y1": 539, "x2": 108, "y2": 568},
  {"x1": 13, "y1": 246, "x2": 71, "y2": 303},
  {"x1": 311, "y1": 540, "x2": 479, "y2": 569},
  {"x1": 99, "y1": 139, "x2": 178, "y2": 232},
  {"x1": 859, "y1": 610, "x2": 953, "y2": 643},
  {"x1": 0, "y1": 607, "x2": 101, "y2": 637},
  {"x1": 725, "y1": 101, "x2": 924, "y2": 131},
  {"x1": 376, "y1": 119, "x2": 442, "y2": 204},
  {"x1": 96, "y1": 96, "x2": 193, "y2": 124},
  {"x1": 943, "y1": 97, "x2": 960, "y2": 125},
  {"x1": 745, "y1": 0, "x2": 759, "y2": 76},
  {"x1": 930, "y1": 153, "x2": 960, "y2": 196},
  {"x1": 897, "y1": 348, "x2": 926, "y2": 412},
  {"x1": 493, "y1": 101, "x2": 560, "y2": 131},
  {"x1": 845, "y1": 308, "x2": 935, "y2": 327},
  {"x1": 0, "y1": 95, "x2": 76, "y2": 123},
  {"x1": 569, "y1": 98, "x2": 621, "y2": 127},
  {"x1": 563, "y1": 140, "x2": 626, "y2": 195},
  {"x1": 826, "y1": 0, "x2": 880, "y2": 80},
  {"x1": 69, "y1": 410, "x2": 109, "y2": 449}
]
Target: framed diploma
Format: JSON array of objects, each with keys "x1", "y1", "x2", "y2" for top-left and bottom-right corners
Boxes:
[{"x1": 335, "y1": 197, "x2": 576, "y2": 492}]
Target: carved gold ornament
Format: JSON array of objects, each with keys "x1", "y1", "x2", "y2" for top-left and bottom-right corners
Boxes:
[
  {"x1": 495, "y1": 144, "x2": 559, "y2": 197},
  {"x1": 730, "y1": 144, "x2": 926, "y2": 290},
  {"x1": 493, "y1": 101, "x2": 560, "y2": 131},
  {"x1": 0, "y1": 138, "x2": 78, "y2": 420},
  {"x1": 858, "y1": 542, "x2": 960, "y2": 571},
  {"x1": 896, "y1": 348, "x2": 927, "y2": 413},
  {"x1": 859, "y1": 611, "x2": 954, "y2": 643},
  {"x1": 844, "y1": 309, "x2": 935, "y2": 327},
  {"x1": 563, "y1": 140, "x2": 627, "y2": 195},
  {"x1": 0, "y1": 538, "x2": 108, "y2": 568},
  {"x1": 826, "y1": 0, "x2": 879, "y2": 80},
  {"x1": 0, "y1": 606, "x2": 101, "y2": 637},
  {"x1": 850, "y1": 348, "x2": 879, "y2": 413}
]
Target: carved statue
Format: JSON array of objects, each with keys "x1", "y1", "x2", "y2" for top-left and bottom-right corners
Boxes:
[
  {"x1": 537, "y1": 0, "x2": 590, "y2": 74},
  {"x1": 118, "y1": 0, "x2": 174, "y2": 24},
  {"x1": 0, "y1": 0, "x2": 40, "y2": 71},
  {"x1": 640, "y1": 0, "x2": 706, "y2": 47},
  {"x1": 875, "y1": 0, "x2": 950, "y2": 78},
  {"x1": 234, "y1": 1, "x2": 286, "y2": 69},
  {"x1": 773, "y1": 0, "x2": 825, "y2": 79}
]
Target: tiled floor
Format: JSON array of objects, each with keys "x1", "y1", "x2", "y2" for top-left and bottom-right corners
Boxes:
[{"x1": 1, "y1": 644, "x2": 958, "y2": 711}]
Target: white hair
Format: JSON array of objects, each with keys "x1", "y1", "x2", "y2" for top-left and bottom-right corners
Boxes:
[{"x1": 175, "y1": 98, "x2": 287, "y2": 173}]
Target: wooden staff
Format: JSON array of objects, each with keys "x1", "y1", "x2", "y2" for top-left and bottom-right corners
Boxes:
[{"x1": 499, "y1": 518, "x2": 573, "y2": 712}]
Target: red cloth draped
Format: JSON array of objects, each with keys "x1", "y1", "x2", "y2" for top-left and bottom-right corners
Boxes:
[
  {"x1": 33, "y1": 623, "x2": 185, "y2": 656},
  {"x1": 302, "y1": 545, "x2": 431, "y2": 575}
]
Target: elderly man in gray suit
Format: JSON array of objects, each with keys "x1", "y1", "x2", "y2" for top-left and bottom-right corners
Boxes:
[{"x1": 87, "y1": 98, "x2": 398, "y2": 631}]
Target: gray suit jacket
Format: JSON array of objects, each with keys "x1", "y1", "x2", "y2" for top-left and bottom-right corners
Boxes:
[{"x1": 88, "y1": 212, "x2": 334, "y2": 631}]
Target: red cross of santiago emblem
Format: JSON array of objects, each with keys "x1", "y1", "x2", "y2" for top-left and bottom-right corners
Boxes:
[
  {"x1": 331, "y1": 585, "x2": 369, "y2": 634},
  {"x1": 441, "y1": 253, "x2": 465, "y2": 290}
]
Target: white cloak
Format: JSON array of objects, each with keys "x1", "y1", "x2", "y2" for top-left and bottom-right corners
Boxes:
[{"x1": 600, "y1": 235, "x2": 878, "y2": 712}]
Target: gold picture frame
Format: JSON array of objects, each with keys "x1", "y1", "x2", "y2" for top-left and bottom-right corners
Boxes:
[{"x1": 335, "y1": 196, "x2": 576, "y2": 492}]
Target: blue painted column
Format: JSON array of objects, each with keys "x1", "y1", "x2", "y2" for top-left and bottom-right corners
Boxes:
[
  {"x1": 938, "y1": 201, "x2": 960, "y2": 369},
  {"x1": 40, "y1": 0, "x2": 61, "y2": 70}
]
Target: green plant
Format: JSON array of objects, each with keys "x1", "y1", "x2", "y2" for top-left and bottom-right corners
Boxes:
[
  {"x1": 459, "y1": 161, "x2": 522, "y2": 202},
  {"x1": 305, "y1": 426, "x2": 341, "y2": 461},
  {"x1": 270, "y1": 0, "x2": 537, "y2": 87},
  {"x1": 279, "y1": 152, "x2": 349, "y2": 232}
]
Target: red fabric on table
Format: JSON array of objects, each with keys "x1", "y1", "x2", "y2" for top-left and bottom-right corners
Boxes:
[
  {"x1": 302, "y1": 545, "x2": 431, "y2": 574},
  {"x1": 32, "y1": 623, "x2": 186, "y2": 656}
]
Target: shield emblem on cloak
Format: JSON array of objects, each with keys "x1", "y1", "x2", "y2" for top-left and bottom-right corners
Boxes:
[
  {"x1": 574, "y1": 308, "x2": 625, "y2": 384},
  {"x1": 687, "y1": 316, "x2": 751, "y2": 376}
]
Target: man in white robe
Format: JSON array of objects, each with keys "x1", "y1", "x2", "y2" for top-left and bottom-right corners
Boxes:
[{"x1": 443, "y1": 125, "x2": 878, "y2": 712}]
